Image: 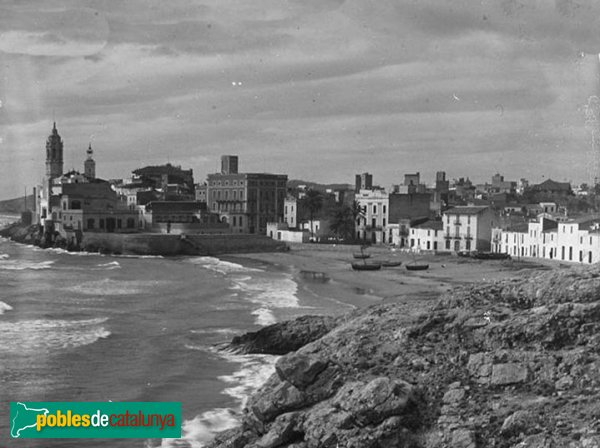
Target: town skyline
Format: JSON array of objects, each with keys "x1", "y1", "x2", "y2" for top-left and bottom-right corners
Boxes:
[{"x1": 3, "y1": 1, "x2": 600, "y2": 200}]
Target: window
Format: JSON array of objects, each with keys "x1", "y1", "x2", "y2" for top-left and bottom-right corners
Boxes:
[
  {"x1": 373, "y1": 204, "x2": 377, "y2": 214},
  {"x1": 87, "y1": 218, "x2": 95, "y2": 229},
  {"x1": 446, "y1": 240, "x2": 451, "y2": 249},
  {"x1": 383, "y1": 218, "x2": 386, "y2": 226},
  {"x1": 127, "y1": 218, "x2": 135, "y2": 228},
  {"x1": 233, "y1": 216, "x2": 237, "y2": 226},
  {"x1": 100, "y1": 219, "x2": 105, "y2": 229},
  {"x1": 383, "y1": 205, "x2": 387, "y2": 214}
]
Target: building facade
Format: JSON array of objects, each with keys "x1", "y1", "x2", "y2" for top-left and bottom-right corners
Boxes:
[
  {"x1": 492, "y1": 216, "x2": 600, "y2": 264},
  {"x1": 442, "y1": 206, "x2": 495, "y2": 252},
  {"x1": 206, "y1": 156, "x2": 287, "y2": 234},
  {"x1": 355, "y1": 189, "x2": 389, "y2": 243}
]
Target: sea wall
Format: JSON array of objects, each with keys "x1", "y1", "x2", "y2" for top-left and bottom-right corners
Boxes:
[
  {"x1": 0, "y1": 222, "x2": 288, "y2": 256},
  {"x1": 82, "y1": 232, "x2": 288, "y2": 256},
  {"x1": 210, "y1": 264, "x2": 600, "y2": 448}
]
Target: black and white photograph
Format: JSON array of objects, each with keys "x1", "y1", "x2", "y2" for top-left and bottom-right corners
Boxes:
[{"x1": 2, "y1": 1, "x2": 600, "y2": 447}]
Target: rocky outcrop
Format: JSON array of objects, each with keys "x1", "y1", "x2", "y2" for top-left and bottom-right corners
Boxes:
[
  {"x1": 228, "y1": 315, "x2": 340, "y2": 355},
  {"x1": 209, "y1": 265, "x2": 600, "y2": 448}
]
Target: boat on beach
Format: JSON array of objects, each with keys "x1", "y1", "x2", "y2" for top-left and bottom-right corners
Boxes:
[
  {"x1": 381, "y1": 260, "x2": 402, "y2": 267},
  {"x1": 299, "y1": 270, "x2": 331, "y2": 282},
  {"x1": 351, "y1": 262, "x2": 382, "y2": 271},
  {"x1": 353, "y1": 253, "x2": 371, "y2": 259},
  {"x1": 406, "y1": 263, "x2": 429, "y2": 271}
]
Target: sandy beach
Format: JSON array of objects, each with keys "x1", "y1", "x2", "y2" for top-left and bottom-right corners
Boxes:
[{"x1": 228, "y1": 244, "x2": 556, "y2": 323}]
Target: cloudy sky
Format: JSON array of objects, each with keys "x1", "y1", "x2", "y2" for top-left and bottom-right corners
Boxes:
[{"x1": 2, "y1": 0, "x2": 600, "y2": 199}]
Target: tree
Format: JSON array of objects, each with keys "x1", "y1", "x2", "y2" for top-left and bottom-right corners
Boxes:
[
  {"x1": 300, "y1": 189, "x2": 324, "y2": 240},
  {"x1": 329, "y1": 200, "x2": 364, "y2": 241}
]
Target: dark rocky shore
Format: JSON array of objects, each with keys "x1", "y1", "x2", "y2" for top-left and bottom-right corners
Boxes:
[{"x1": 214, "y1": 265, "x2": 600, "y2": 448}]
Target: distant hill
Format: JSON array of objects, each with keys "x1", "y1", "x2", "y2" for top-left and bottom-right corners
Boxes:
[
  {"x1": 0, "y1": 195, "x2": 35, "y2": 214},
  {"x1": 287, "y1": 180, "x2": 354, "y2": 192}
]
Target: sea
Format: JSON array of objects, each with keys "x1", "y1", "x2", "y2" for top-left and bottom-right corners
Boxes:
[{"x1": 0, "y1": 215, "x2": 342, "y2": 448}]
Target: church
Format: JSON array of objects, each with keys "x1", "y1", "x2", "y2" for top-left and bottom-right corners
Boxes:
[{"x1": 36, "y1": 123, "x2": 143, "y2": 245}]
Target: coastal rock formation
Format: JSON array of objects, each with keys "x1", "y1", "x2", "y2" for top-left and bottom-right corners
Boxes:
[
  {"x1": 209, "y1": 265, "x2": 600, "y2": 448},
  {"x1": 228, "y1": 315, "x2": 340, "y2": 355}
]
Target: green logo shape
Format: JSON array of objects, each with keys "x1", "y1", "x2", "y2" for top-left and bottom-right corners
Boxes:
[{"x1": 10, "y1": 402, "x2": 181, "y2": 439}]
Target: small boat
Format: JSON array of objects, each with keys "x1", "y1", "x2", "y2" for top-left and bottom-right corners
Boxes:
[
  {"x1": 351, "y1": 262, "x2": 382, "y2": 271},
  {"x1": 353, "y1": 253, "x2": 371, "y2": 259},
  {"x1": 299, "y1": 270, "x2": 330, "y2": 282},
  {"x1": 406, "y1": 264, "x2": 429, "y2": 271},
  {"x1": 381, "y1": 260, "x2": 402, "y2": 267}
]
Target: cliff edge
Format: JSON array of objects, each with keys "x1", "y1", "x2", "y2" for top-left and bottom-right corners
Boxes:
[{"x1": 210, "y1": 265, "x2": 600, "y2": 448}]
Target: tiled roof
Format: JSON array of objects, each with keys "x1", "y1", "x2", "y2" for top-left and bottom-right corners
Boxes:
[
  {"x1": 413, "y1": 220, "x2": 443, "y2": 230},
  {"x1": 444, "y1": 206, "x2": 489, "y2": 215}
]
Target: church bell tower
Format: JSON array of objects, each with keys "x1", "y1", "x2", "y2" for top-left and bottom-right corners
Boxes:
[
  {"x1": 84, "y1": 143, "x2": 96, "y2": 179},
  {"x1": 45, "y1": 122, "x2": 64, "y2": 180}
]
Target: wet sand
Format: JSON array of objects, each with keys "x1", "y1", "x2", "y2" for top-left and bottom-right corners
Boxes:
[{"x1": 228, "y1": 244, "x2": 553, "y2": 321}]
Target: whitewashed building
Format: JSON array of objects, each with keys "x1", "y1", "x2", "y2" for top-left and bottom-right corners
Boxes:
[
  {"x1": 355, "y1": 189, "x2": 389, "y2": 243},
  {"x1": 492, "y1": 216, "x2": 600, "y2": 264},
  {"x1": 441, "y1": 206, "x2": 496, "y2": 252}
]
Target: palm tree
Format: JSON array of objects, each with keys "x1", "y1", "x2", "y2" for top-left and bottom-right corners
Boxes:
[{"x1": 300, "y1": 189, "x2": 324, "y2": 240}]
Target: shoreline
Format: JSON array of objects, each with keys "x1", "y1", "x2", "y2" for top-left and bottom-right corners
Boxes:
[{"x1": 225, "y1": 243, "x2": 553, "y2": 324}]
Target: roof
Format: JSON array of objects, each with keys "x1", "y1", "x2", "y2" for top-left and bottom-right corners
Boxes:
[
  {"x1": 413, "y1": 220, "x2": 443, "y2": 230},
  {"x1": 146, "y1": 201, "x2": 206, "y2": 212},
  {"x1": 505, "y1": 222, "x2": 529, "y2": 232},
  {"x1": 530, "y1": 179, "x2": 571, "y2": 192},
  {"x1": 444, "y1": 206, "x2": 489, "y2": 215}
]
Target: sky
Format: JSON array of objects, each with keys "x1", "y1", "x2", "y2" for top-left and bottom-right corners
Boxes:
[{"x1": 2, "y1": 0, "x2": 600, "y2": 199}]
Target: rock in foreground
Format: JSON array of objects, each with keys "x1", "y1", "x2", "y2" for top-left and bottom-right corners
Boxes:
[{"x1": 209, "y1": 265, "x2": 600, "y2": 448}]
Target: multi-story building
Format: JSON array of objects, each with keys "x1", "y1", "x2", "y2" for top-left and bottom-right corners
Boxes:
[
  {"x1": 206, "y1": 156, "x2": 287, "y2": 234},
  {"x1": 60, "y1": 182, "x2": 143, "y2": 234},
  {"x1": 131, "y1": 163, "x2": 195, "y2": 201},
  {"x1": 355, "y1": 172, "x2": 373, "y2": 193},
  {"x1": 407, "y1": 221, "x2": 444, "y2": 251},
  {"x1": 355, "y1": 189, "x2": 388, "y2": 243},
  {"x1": 284, "y1": 195, "x2": 298, "y2": 228},
  {"x1": 442, "y1": 206, "x2": 495, "y2": 252},
  {"x1": 492, "y1": 216, "x2": 600, "y2": 264}
]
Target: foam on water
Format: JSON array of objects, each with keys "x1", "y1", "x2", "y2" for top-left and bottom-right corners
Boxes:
[
  {"x1": 251, "y1": 308, "x2": 277, "y2": 326},
  {"x1": 0, "y1": 301, "x2": 13, "y2": 315},
  {"x1": 156, "y1": 349, "x2": 277, "y2": 448},
  {"x1": 65, "y1": 278, "x2": 165, "y2": 296},
  {"x1": 97, "y1": 261, "x2": 121, "y2": 270},
  {"x1": 231, "y1": 274, "x2": 299, "y2": 325},
  {"x1": 187, "y1": 257, "x2": 263, "y2": 275},
  {"x1": 0, "y1": 259, "x2": 54, "y2": 270},
  {"x1": 0, "y1": 317, "x2": 110, "y2": 353},
  {"x1": 0, "y1": 253, "x2": 9, "y2": 259}
]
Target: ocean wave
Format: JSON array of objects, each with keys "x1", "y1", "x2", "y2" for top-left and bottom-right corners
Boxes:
[
  {"x1": 251, "y1": 308, "x2": 277, "y2": 326},
  {"x1": 65, "y1": 278, "x2": 165, "y2": 296},
  {"x1": 187, "y1": 256, "x2": 263, "y2": 275},
  {"x1": 0, "y1": 300, "x2": 13, "y2": 315},
  {"x1": 231, "y1": 274, "x2": 299, "y2": 325},
  {"x1": 155, "y1": 351, "x2": 277, "y2": 448},
  {"x1": 96, "y1": 261, "x2": 121, "y2": 270},
  {"x1": 190, "y1": 328, "x2": 239, "y2": 336},
  {"x1": 0, "y1": 253, "x2": 9, "y2": 259},
  {"x1": 217, "y1": 352, "x2": 278, "y2": 406},
  {"x1": 0, "y1": 317, "x2": 110, "y2": 353},
  {"x1": 114, "y1": 254, "x2": 164, "y2": 259},
  {"x1": 151, "y1": 408, "x2": 240, "y2": 448},
  {"x1": 0, "y1": 259, "x2": 54, "y2": 270}
]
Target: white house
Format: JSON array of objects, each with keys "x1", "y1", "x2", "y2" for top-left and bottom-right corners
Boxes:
[
  {"x1": 492, "y1": 216, "x2": 600, "y2": 264},
  {"x1": 442, "y1": 206, "x2": 495, "y2": 252},
  {"x1": 355, "y1": 189, "x2": 389, "y2": 243}
]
